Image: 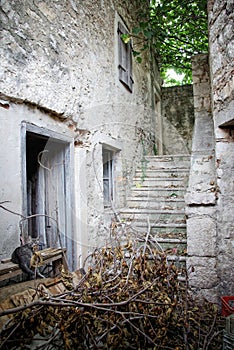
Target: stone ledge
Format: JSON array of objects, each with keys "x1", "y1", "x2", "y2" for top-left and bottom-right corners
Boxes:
[{"x1": 185, "y1": 192, "x2": 216, "y2": 205}]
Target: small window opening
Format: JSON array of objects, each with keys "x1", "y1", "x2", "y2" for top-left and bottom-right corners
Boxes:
[{"x1": 103, "y1": 149, "x2": 115, "y2": 207}]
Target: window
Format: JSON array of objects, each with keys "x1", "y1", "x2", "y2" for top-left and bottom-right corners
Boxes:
[
  {"x1": 118, "y1": 21, "x2": 133, "y2": 92},
  {"x1": 103, "y1": 149, "x2": 114, "y2": 207}
]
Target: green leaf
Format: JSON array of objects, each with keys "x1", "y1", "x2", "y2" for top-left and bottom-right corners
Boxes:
[
  {"x1": 132, "y1": 27, "x2": 142, "y2": 35},
  {"x1": 170, "y1": 193, "x2": 178, "y2": 197},
  {"x1": 143, "y1": 30, "x2": 153, "y2": 39},
  {"x1": 131, "y1": 0, "x2": 208, "y2": 83},
  {"x1": 121, "y1": 34, "x2": 131, "y2": 44},
  {"x1": 133, "y1": 50, "x2": 140, "y2": 57}
]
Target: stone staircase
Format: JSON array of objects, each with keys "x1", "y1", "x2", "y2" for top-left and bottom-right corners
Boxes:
[{"x1": 120, "y1": 154, "x2": 191, "y2": 274}]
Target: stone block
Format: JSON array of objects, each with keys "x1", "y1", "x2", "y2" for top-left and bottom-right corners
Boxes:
[
  {"x1": 210, "y1": 50, "x2": 222, "y2": 75},
  {"x1": 185, "y1": 192, "x2": 216, "y2": 205},
  {"x1": 189, "y1": 285, "x2": 220, "y2": 304},
  {"x1": 187, "y1": 256, "x2": 218, "y2": 289},
  {"x1": 187, "y1": 217, "x2": 216, "y2": 256},
  {"x1": 193, "y1": 82, "x2": 210, "y2": 98}
]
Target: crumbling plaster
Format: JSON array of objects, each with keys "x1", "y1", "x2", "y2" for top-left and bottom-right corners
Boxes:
[
  {"x1": 0, "y1": 103, "x2": 77, "y2": 262},
  {"x1": 0, "y1": 0, "x2": 160, "y2": 263}
]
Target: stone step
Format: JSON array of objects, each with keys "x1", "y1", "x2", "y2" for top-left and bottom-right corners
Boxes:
[
  {"x1": 146, "y1": 154, "x2": 191, "y2": 158},
  {"x1": 126, "y1": 198, "x2": 186, "y2": 210},
  {"x1": 133, "y1": 177, "x2": 188, "y2": 187},
  {"x1": 129, "y1": 187, "x2": 187, "y2": 198},
  {"x1": 145, "y1": 154, "x2": 191, "y2": 161},
  {"x1": 153, "y1": 237, "x2": 187, "y2": 253},
  {"x1": 156, "y1": 237, "x2": 187, "y2": 244},
  {"x1": 145, "y1": 163, "x2": 190, "y2": 170},
  {"x1": 147, "y1": 252, "x2": 187, "y2": 271},
  {"x1": 131, "y1": 223, "x2": 187, "y2": 238},
  {"x1": 123, "y1": 154, "x2": 190, "y2": 274},
  {"x1": 121, "y1": 208, "x2": 185, "y2": 215},
  {"x1": 121, "y1": 209, "x2": 185, "y2": 221},
  {"x1": 166, "y1": 255, "x2": 187, "y2": 270},
  {"x1": 121, "y1": 214, "x2": 186, "y2": 226},
  {"x1": 134, "y1": 170, "x2": 189, "y2": 179},
  {"x1": 144, "y1": 155, "x2": 191, "y2": 169},
  {"x1": 151, "y1": 227, "x2": 187, "y2": 240}
]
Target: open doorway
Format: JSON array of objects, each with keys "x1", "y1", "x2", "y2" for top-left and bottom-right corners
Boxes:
[{"x1": 22, "y1": 123, "x2": 75, "y2": 268}]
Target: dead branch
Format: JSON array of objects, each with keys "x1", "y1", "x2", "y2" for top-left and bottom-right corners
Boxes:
[
  {"x1": 0, "y1": 231, "x2": 225, "y2": 350},
  {"x1": 0, "y1": 202, "x2": 25, "y2": 218},
  {"x1": 0, "y1": 300, "x2": 76, "y2": 317}
]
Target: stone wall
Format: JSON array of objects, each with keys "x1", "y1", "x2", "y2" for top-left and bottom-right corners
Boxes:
[
  {"x1": 185, "y1": 54, "x2": 218, "y2": 302},
  {"x1": 208, "y1": 0, "x2": 234, "y2": 126},
  {"x1": 0, "y1": 0, "x2": 160, "y2": 265},
  {"x1": 208, "y1": 0, "x2": 234, "y2": 296},
  {"x1": 161, "y1": 85, "x2": 194, "y2": 155},
  {"x1": 186, "y1": 0, "x2": 234, "y2": 300}
]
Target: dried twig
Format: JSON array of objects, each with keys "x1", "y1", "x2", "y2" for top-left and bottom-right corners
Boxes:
[
  {"x1": 0, "y1": 231, "x2": 224, "y2": 350},
  {"x1": 0, "y1": 202, "x2": 25, "y2": 218}
]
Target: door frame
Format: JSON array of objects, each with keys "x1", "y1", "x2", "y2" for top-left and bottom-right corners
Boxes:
[{"x1": 21, "y1": 122, "x2": 76, "y2": 268}]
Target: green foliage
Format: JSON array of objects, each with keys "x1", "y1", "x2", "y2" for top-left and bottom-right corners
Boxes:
[
  {"x1": 132, "y1": 0, "x2": 208, "y2": 83},
  {"x1": 153, "y1": 142, "x2": 158, "y2": 155},
  {"x1": 161, "y1": 68, "x2": 192, "y2": 86},
  {"x1": 121, "y1": 33, "x2": 131, "y2": 44}
]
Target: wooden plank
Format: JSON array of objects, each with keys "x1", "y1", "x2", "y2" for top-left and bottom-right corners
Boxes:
[
  {"x1": 0, "y1": 269, "x2": 22, "y2": 282},
  {"x1": 1, "y1": 258, "x2": 11, "y2": 264},
  {"x1": 0, "y1": 248, "x2": 66, "y2": 282},
  {"x1": 0, "y1": 262, "x2": 19, "y2": 275}
]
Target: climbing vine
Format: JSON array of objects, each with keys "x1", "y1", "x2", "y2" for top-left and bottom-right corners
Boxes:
[{"x1": 123, "y1": 0, "x2": 208, "y2": 84}]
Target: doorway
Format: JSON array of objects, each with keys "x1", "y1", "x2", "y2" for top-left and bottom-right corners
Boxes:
[{"x1": 22, "y1": 123, "x2": 74, "y2": 268}]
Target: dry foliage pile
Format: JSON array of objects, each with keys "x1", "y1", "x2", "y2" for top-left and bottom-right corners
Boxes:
[{"x1": 0, "y1": 230, "x2": 224, "y2": 350}]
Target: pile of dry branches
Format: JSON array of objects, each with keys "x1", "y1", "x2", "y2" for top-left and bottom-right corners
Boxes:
[{"x1": 0, "y1": 228, "x2": 224, "y2": 349}]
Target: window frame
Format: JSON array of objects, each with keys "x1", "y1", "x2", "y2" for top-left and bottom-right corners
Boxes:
[{"x1": 102, "y1": 148, "x2": 115, "y2": 208}]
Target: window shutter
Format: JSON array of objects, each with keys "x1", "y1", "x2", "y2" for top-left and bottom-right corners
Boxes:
[
  {"x1": 118, "y1": 22, "x2": 133, "y2": 92},
  {"x1": 128, "y1": 41, "x2": 133, "y2": 91}
]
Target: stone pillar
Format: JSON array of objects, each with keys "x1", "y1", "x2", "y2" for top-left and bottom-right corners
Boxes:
[
  {"x1": 208, "y1": 0, "x2": 234, "y2": 297},
  {"x1": 185, "y1": 54, "x2": 219, "y2": 302}
]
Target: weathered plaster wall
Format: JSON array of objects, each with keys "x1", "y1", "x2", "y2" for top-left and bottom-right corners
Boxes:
[
  {"x1": 161, "y1": 85, "x2": 194, "y2": 155},
  {"x1": 185, "y1": 54, "x2": 218, "y2": 302},
  {"x1": 208, "y1": 0, "x2": 234, "y2": 296},
  {"x1": 0, "y1": 103, "x2": 78, "y2": 264},
  {"x1": 0, "y1": 1, "x2": 160, "y2": 262}
]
